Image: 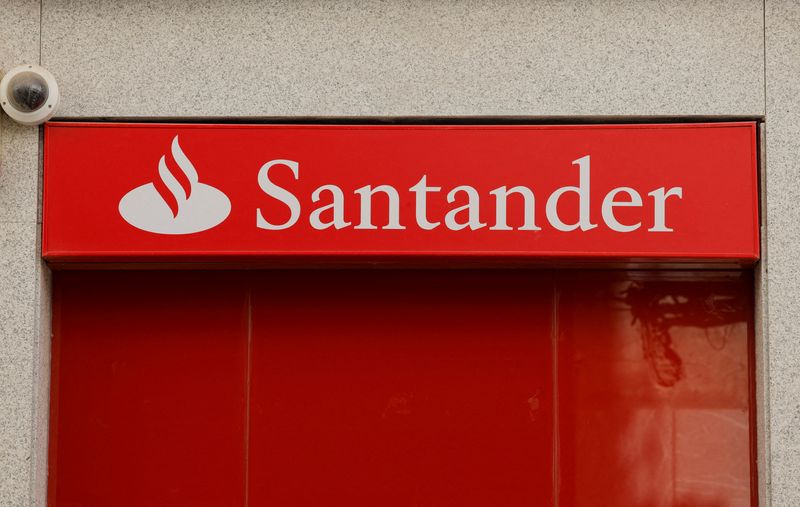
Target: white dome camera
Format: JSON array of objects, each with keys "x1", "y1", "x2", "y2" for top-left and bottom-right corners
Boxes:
[{"x1": 0, "y1": 64, "x2": 59, "y2": 126}]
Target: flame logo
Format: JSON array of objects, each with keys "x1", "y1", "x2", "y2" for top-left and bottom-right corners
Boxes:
[
  {"x1": 119, "y1": 135, "x2": 231, "y2": 234},
  {"x1": 155, "y1": 136, "x2": 200, "y2": 218}
]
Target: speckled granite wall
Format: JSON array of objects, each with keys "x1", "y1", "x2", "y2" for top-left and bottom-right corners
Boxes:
[
  {"x1": 766, "y1": 1, "x2": 800, "y2": 505},
  {"x1": 0, "y1": 1, "x2": 50, "y2": 506},
  {"x1": 40, "y1": 0, "x2": 764, "y2": 117},
  {"x1": 0, "y1": 0, "x2": 784, "y2": 505}
]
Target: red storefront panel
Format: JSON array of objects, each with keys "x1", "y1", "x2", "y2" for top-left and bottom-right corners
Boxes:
[
  {"x1": 249, "y1": 271, "x2": 554, "y2": 504},
  {"x1": 48, "y1": 270, "x2": 755, "y2": 506},
  {"x1": 558, "y1": 272, "x2": 754, "y2": 506},
  {"x1": 48, "y1": 271, "x2": 249, "y2": 506}
]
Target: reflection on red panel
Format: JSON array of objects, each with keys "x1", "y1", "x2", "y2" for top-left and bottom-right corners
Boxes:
[
  {"x1": 49, "y1": 270, "x2": 755, "y2": 506},
  {"x1": 559, "y1": 272, "x2": 754, "y2": 507},
  {"x1": 249, "y1": 271, "x2": 554, "y2": 505},
  {"x1": 48, "y1": 272, "x2": 249, "y2": 507}
]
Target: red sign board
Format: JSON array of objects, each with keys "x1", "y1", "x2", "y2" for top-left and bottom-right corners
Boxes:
[{"x1": 43, "y1": 122, "x2": 759, "y2": 264}]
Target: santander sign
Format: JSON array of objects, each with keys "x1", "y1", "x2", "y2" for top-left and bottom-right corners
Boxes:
[
  {"x1": 42, "y1": 123, "x2": 759, "y2": 263},
  {"x1": 255, "y1": 155, "x2": 682, "y2": 234}
]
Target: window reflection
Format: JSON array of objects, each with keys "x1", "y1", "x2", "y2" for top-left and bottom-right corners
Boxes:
[{"x1": 560, "y1": 272, "x2": 753, "y2": 507}]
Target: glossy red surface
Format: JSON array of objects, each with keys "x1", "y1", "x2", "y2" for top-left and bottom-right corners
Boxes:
[
  {"x1": 49, "y1": 271, "x2": 249, "y2": 506},
  {"x1": 43, "y1": 123, "x2": 759, "y2": 263},
  {"x1": 249, "y1": 271, "x2": 554, "y2": 505},
  {"x1": 558, "y1": 273, "x2": 755, "y2": 506},
  {"x1": 49, "y1": 270, "x2": 755, "y2": 506}
]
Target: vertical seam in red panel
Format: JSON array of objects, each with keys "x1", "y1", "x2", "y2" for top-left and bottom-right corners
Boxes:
[
  {"x1": 244, "y1": 290, "x2": 252, "y2": 507},
  {"x1": 551, "y1": 282, "x2": 560, "y2": 507}
]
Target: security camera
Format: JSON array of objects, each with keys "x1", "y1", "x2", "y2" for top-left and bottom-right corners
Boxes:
[{"x1": 0, "y1": 64, "x2": 59, "y2": 126}]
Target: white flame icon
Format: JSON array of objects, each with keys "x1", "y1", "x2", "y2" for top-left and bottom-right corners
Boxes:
[{"x1": 119, "y1": 135, "x2": 231, "y2": 234}]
